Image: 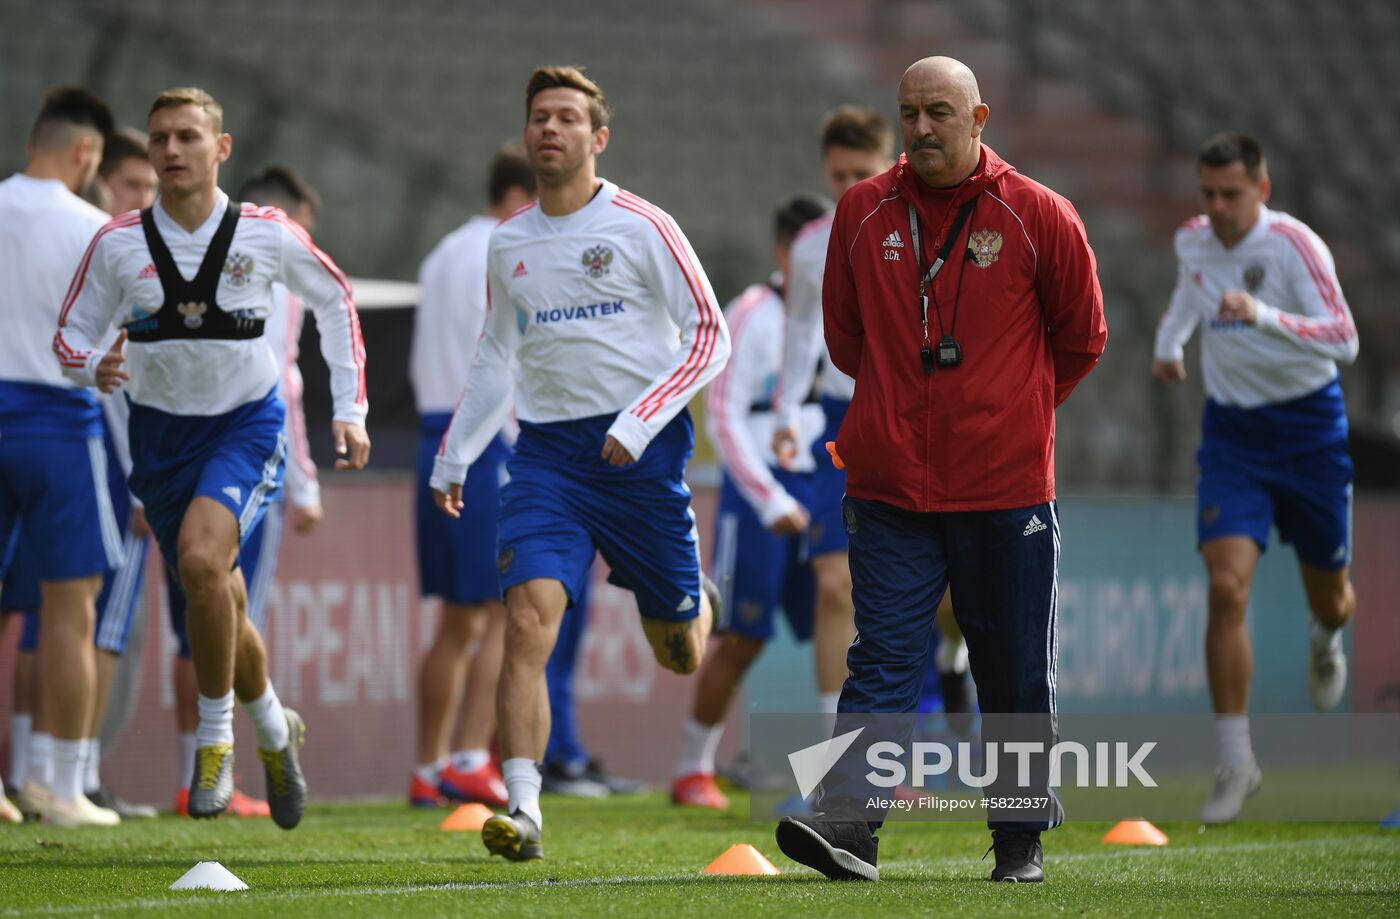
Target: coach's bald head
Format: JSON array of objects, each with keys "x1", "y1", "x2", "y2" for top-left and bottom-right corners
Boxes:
[{"x1": 898, "y1": 56, "x2": 989, "y2": 187}]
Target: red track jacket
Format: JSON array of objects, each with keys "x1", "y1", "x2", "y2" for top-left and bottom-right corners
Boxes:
[{"x1": 824, "y1": 147, "x2": 1107, "y2": 512}]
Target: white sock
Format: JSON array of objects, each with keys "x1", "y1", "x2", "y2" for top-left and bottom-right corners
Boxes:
[
  {"x1": 818, "y1": 692, "x2": 841, "y2": 738},
  {"x1": 242, "y1": 685, "x2": 290, "y2": 751},
  {"x1": 415, "y1": 760, "x2": 444, "y2": 783},
  {"x1": 9, "y1": 714, "x2": 32, "y2": 787},
  {"x1": 52, "y1": 739, "x2": 84, "y2": 803},
  {"x1": 83, "y1": 738, "x2": 101, "y2": 795},
  {"x1": 1309, "y1": 617, "x2": 1343, "y2": 655},
  {"x1": 195, "y1": 692, "x2": 235, "y2": 748},
  {"x1": 675, "y1": 717, "x2": 725, "y2": 777},
  {"x1": 936, "y1": 636, "x2": 969, "y2": 674},
  {"x1": 177, "y1": 733, "x2": 197, "y2": 791},
  {"x1": 501, "y1": 757, "x2": 543, "y2": 828},
  {"x1": 1216, "y1": 714, "x2": 1254, "y2": 769},
  {"x1": 31, "y1": 732, "x2": 54, "y2": 788},
  {"x1": 451, "y1": 749, "x2": 491, "y2": 773}
]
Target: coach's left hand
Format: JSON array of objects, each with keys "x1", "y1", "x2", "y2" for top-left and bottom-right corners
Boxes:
[
  {"x1": 600, "y1": 435, "x2": 636, "y2": 467},
  {"x1": 333, "y1": 422, "x2": 371, "y2": 470},
  {"x1": 1218, "y1": 290, "x2": 1260, "y2": 325}
]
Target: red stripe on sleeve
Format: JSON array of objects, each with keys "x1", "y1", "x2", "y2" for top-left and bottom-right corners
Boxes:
[
  {"x1": 612, "y1": 192, "x2": 719, "y2": 421},
  {"x1": 57, "y1": 214, "x2": 141, "y2": 326}
]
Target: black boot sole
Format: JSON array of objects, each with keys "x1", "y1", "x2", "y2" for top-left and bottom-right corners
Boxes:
[{"x1": 775, "y1": 817, "x2": 878, "y2": 881}]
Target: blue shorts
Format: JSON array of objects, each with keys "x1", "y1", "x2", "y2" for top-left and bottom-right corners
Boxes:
[
  {"x1": 93, "y1": 415, "x2": 148, "y2": 655},
  {"x1": 1197, "y1": 382, "x2": 1354, "y2": 570},
  {"x1": 710, "y1": 471, "x2": 816, "y2": 642},
  {"x1": 1, "y1": 531, "x2": 41, "y2": 616},
  {"x1": 3, "y1": 423, "x2": 148, "y2": 654},
  {"x1": 808, "y1": 396, "x2": 850, "y2": 558},
  {"x1": 167, "y1": 501, "x2": 281, "y2": 657},
  {"x1": 498, "y1": 412, "x2": 701, "y2": 622},
  {"x1": 416, "y1": 414, "x2": 509, "y2": 604},
  {"x1": 0, "y1": 432, "x2": 124, "y2": 583},
  {"x1": 128, "y1": 389, "x2": 286, "y2": 572}
]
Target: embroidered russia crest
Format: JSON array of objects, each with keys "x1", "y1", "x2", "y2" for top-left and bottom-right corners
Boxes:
[
  {"x1": 223, "y1": 252, "x2": 254, "y2": 288},
  {"x1": 967, "y1": 229, "x2": 1002, "y2": 268},
  {"x1": 581, "y1": 245, "x2": 613, "y2": 278}
]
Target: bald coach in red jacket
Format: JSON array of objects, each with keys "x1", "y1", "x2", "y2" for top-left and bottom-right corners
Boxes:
[{"x1": 776, "y1": 57, "x2": 1106, "y2": 885}]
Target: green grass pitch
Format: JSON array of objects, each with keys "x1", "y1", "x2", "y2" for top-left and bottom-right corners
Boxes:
[{"x1": 1, "y1": 794, "x2": 1396, "y2": 917}]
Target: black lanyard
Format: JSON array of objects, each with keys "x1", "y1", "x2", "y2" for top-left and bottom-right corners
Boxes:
[{"x1": 909, "y1": 197, "x2": 977, "y2": 371}]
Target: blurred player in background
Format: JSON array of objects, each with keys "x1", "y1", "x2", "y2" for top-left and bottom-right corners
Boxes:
[
  {"x1": 771, "y1": 107, "x2": 973, "y2": 731},
  {"x1": 54, "y1": 87, "x2": 369, "y2": 828},
  {"x1": 100, "y1": 128, "x2": 158, "y2": 215},
  {"x1": 1153, "y1": 132, "x2": 1359, "y2": 824},
  {"x1": 165, "y1": 164, "x2": 326, "y2": 818},
  {"x1": 408, "y1": 146, "x2": 535, "y2": 810},
  {"x1": 432, "y1": 66, "x2": 729, "y2": 861},
  {"x1": 6, "y1": 124, "x2": 163, "y2": 824},
  {"x1": 671, "y1": 193, "x2": 829, "y2": 810},
  {"x1": 1, "y1": 87, "x2": 122, "y2": 827}
]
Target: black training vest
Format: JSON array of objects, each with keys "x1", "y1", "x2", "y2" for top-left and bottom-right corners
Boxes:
[{"x1": 125, "y1": 203, "x2": 264, "y2": 342}]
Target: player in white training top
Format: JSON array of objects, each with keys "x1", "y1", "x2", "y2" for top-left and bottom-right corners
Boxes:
[
  {"x1": 160, "y1": 165, "x2": 326, "y2": 820},
  {"x1": 0, "y1": 87, "x2": 120, "y2": 828},
  {"x1": 430, "y1": 66, "x2": 729, "y2": 861},
  {"x1": 1153, "y1": 132, "x2": 1359, "y2": 824},
  {"x1": 54, "y1": 87, "x2": 369, "y2": 828}
]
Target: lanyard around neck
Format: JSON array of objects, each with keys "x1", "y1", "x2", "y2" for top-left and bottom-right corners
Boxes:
[{"x1": 909, "y1": 197, "x2": 977, "y2": 345}]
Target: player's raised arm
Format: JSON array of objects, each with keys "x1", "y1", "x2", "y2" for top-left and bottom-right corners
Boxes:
[
  {"x1": 1255, "y1": 223, "x2": 1359, "y2": 363},
  {"x1": 53, "y1": 220, "x2": 129, "y2": 389},
  {"x1": 429, "y1": 265, "x2": 519, "y2": 511},
  {"x1": 270, "y1": 207, "x2": 369, "y2": 468},
  {"x1": 607, "y1": 206, "x2": 729, "y2": 462}
]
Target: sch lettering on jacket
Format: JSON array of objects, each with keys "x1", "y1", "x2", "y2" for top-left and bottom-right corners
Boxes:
[{"x1": 533, "y1": 300, "x2": 626, "y2": 324}]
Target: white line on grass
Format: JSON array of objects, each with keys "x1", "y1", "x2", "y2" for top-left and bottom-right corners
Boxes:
[{"x1": 2, "y1": 835, "x2": 1381, "y2": 916}]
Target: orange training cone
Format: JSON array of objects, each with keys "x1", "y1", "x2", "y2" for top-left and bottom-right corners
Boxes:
[
  {"x1": 704, "y1": 843, "x2": 781, "y2": 876},
  {"x1": 1102, "y1": 818, "x2": 1168, "y2": 846},
  {"x1": 440, "y1": 803, "x2": 494, "y2": 832}
]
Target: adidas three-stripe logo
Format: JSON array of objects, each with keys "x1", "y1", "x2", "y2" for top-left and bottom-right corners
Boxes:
[
  {"x1": 883, "y1": 230, "x2": 904, "y2": 248},
  {"x1": 1023, "y1": 514, "x2": 1047, "y2": 536}
]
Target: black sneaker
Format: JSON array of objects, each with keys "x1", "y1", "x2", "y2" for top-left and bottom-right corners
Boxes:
[
  {"x1": 87, "y1": 784, "x2": 158, "y2": 819},
  {"x1": 482, "y1": 810, "x2": 544, "y2": 862},
  {"x1": 985, "y1": 829, "x2": 1044, "y2": 883},
  {"x1": 541, "y1": 759, "x2": 610, "y2": 798},
  {"x1": 939, "y1": 670, "x2": 976, "y2": 735},
  {"x1": 775, "y1": 815, "x2": 879, "y2": 881},
  {"x1": 582, "y1": 758, "x2": 648, "y2": 795}
]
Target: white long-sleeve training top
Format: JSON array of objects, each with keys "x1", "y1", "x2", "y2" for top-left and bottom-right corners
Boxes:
[
  {"x1": 431, "y1": 180, "x2": 729, "y2": 487},
  {"x1": 775, "y1": 211, "x2": 853, "y2": 430},
  {"x1": 705, "y1": 281, "x2": 824, "y2": 526},
  {"x1": 54, "y1": 190, "x2": 367, "y2": 424},
  {"x1": 0, "y1": 174, "x2": 110, "y2": 415},
  {"x1": 1154, "y1": 206, "x2": 1358, "y2": 408},
  {"x1": 411, "y1": 214, "x2": 497, "y2": 416},
  {"x1": 267, "y1": 282, "x2": 319, "y2": 509}
]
